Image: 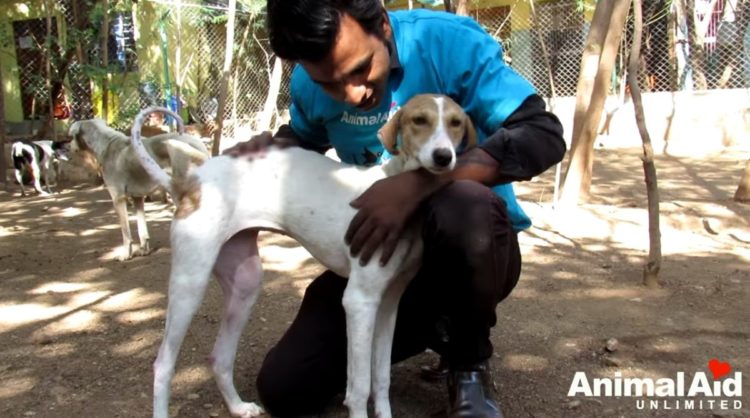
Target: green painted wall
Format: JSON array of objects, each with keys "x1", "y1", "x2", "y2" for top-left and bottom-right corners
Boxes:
[
  {"x1": 0, "y1": 0, "x2": 63, "y2": 123},
  {"x1": 0, "y1": 0, "x2": 212, "y2": 124}
]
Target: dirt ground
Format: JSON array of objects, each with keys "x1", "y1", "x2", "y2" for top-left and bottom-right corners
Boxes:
[{"x1": 1, "y1": 147, "x2": 749, "y2": 418}]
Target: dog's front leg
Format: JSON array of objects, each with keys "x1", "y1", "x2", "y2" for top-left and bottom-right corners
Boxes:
[
  {"x1": 342, "y1": 272, "x2": 381, "y2": 418},
  {"x1": 133, "y1": 196, "x2": 152, "y2": 256},
  {"x1": 15, "y1": 169, "x2": 26, "y2": 197},
  {"x1": 210, "y1": 230, "x2": 264, "y2": 418},
  {"x1": 110, "y1": 192, "x2": 134, "y2": 260},
  {"x1": 371, "y1": 268, "x2": 418, "y2": 418}
]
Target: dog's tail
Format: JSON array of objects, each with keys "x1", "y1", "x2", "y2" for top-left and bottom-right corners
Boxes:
[{"x1": 131, "y1": 107, "x2": 188, "y2": 196}]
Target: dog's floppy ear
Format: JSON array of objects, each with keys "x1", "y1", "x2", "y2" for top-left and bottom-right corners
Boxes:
[
  {"x1": 377, "y1": 109, "x2": 402, "y2": 155},
  {"x1": 462, "y1": 113, "x2": 478, "y2": 151}
]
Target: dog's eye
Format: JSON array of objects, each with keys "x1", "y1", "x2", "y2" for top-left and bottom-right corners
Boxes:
[
  {"x1": 450, "y1": 118, "x2": 462, "y2": 128},
  {"x1": 413, "y1": 116, "x2": 427, "y2": 126}
]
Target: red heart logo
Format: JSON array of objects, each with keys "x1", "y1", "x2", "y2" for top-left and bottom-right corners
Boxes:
[{"x1": 708, "y1": 359, "x2": 731, "y2": 380}]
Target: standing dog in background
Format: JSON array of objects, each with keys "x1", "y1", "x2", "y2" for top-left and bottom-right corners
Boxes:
[
  {"x1": 133, "y1": 95, "x2": 476, "y2": 418},
  {"x1": 68, "y1": 118, "x2": 210, "y2": 260},
  {"x1": 11, "y1": 139, "x2": 68, "y2": 196}
]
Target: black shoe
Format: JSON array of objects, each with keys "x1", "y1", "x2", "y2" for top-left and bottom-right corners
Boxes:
[{"x1": 446, "y1": 362, "x2": 503, "y2": 418}]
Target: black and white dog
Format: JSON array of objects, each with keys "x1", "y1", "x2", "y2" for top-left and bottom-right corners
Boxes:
[{"x1": 11, "y1": 140, "x2": 68, "y2": 196}]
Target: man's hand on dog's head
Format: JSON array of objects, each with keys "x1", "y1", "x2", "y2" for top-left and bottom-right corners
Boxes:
[{"x1": 223, "y1": 131, "x2": 299, "y2": 158}]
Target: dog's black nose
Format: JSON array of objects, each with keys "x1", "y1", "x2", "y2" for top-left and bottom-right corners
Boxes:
[{"x1": 432, "y1": 148, "x2": 453, "y2": 167}]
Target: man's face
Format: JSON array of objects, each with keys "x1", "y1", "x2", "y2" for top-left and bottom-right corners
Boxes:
[{"x1": 301, "y1": 13, "x2": 392, "y2": 111}]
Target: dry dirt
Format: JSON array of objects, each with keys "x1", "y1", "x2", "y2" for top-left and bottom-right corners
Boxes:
[{"x1": 1, "y1": 147, "x2": 749, "y2": 418}]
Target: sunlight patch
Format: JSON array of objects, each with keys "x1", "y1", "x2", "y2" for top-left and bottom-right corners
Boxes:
[
  {"x1": 112, "y1": 329, "x2": 162, "y2": 357},
  {"x1": 30, "y1": 282, "x2": 93, "y2": 295},
  {"x1": 259, "y1": 245, "x2": 313, "y2": 272},
  {"x1": 501, "y1": 353, "x2": 549, "y2": 372},
  {"x1": 52, "y1": 309, "x2": 102, "y2": 333},
  {"x1": 171, "y1": 365, "x2": 213, "y2": 394},
  {"x1": 61, "y1": 206, "x2": 86, "y2": 217},
  {"x1": 116, "y1": 307, "x2": 165, "y2": 324},
  {"x1": 97, "y1": 289, "x2": 163, "y2": 312},
  {"x1": 34, "y1": 342, "x2": 77, "y2": 358},
  {"x1": 0, "y1": 375, "x2": 37, "y2": 399},
  {"x1": 0, "y1": 303, "x2": 69, "y2": 329},
  {"x1": 69, "y1": 290, "x2": 112, "y2": 307}
]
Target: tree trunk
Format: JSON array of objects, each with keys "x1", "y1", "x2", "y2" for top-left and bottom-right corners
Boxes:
[
  {"x1": 211, "y1": 0, "x2": 237, "y2": 156},
  {"x1": 233, "y1": 19, "x2": 253, "y2": 137},
  {"x1": 558, "y1": 0, "x2": 632, "y2": 207},
  {"x1": 101, "y1": 0, "x2": 110, "y2": 121},
  {"x1": 528, "y1": 0, "x2": 561, "y2": 203},
  {"x1": 628, "y1": 0, "x2": 662, "y2": 288},
  {"x1": 685, "y1": 0, "x2": 708, "y2": 90},
  {"x1": 256, "y1": 56, "x2": 283, "y2": 132},
  {"x1": 42, "y1": 0, "x2": 56, "y2": 139},
  {"x1": 175, "y1": 0, "x2": 183, "y2": 113},
  {"x1": 63, "y1": 0, "x2": 95, "y2": 120},
  {"x1": 0, "y1": 64, "x2": 7, "y2": 188},
  {"x1": 735, "y1": 159, "x2": 750, "y2": 202},
  {"x1": 455, "y1": 0, "x2": 468, "y2": 15},
  {"x1": 444, "y1": 0, "x2": 467, "y2": 15}
]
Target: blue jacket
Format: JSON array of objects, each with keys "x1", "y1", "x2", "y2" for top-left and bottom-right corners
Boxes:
[{"x1": 288, "y1": 9, "x2": 537, "y2": 231}]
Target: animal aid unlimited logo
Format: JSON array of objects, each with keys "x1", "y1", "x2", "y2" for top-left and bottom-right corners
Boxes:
[{"x1": 567, "y1": 359, "x2": 743, "y2": 412}]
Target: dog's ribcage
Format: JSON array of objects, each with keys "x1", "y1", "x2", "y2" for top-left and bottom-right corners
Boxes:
[{"x1": 181, "y1": 147, "x2": 397, "y2": 278}]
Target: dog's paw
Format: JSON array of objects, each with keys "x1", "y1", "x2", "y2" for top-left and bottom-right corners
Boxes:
[
  {"x1": 229, "y1": 402, "x2": 264, "y2": 417},
  {"x1": 134, "y1": 242, "x2": 154, "y2": 257},
  {"x1": 115, "y1": 246, "x2": 135, "y2": 261}
]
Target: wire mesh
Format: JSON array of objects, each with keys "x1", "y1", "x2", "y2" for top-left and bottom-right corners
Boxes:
[{"x1": 9, "y1": 0, "x2": 750, "y2": 138}]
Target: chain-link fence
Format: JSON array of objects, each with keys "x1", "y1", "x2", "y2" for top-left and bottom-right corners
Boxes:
[{"x1": 7, "y1": 0, "x2": 750, "y2": 139}]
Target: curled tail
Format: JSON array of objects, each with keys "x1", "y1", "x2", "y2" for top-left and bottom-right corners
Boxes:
[{"x1": 131, "y1": 106, "x2": 187, "y2": 196}]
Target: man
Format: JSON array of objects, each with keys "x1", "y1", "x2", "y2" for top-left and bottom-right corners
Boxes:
[{"x1": 228, "y1": 1, "x2": 566, "y2": 416}]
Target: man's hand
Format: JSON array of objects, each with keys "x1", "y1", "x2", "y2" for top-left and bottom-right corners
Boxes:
[
  {"x1": 346, "y1": 170, "x2": 446, "y2": 266},
  {"x1": 222, "y1": 131, "x2": 300, "y2": 158}
]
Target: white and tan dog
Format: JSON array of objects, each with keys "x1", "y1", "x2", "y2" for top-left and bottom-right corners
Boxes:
[
  {"x1": 134, "y1": 95, "x2": 476, "y2": 418},
  {"x1": 68, "y1": 118, "x2": 210, "y2": 260}
]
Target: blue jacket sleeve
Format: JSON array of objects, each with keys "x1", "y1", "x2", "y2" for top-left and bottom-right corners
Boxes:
[{"x1": 288, "y1": 66, "x2": 331, "y2": 149}]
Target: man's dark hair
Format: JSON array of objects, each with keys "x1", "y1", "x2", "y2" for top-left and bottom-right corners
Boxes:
[{"x1": 267, "y1": 0, "x2": 386, "y2": 62}]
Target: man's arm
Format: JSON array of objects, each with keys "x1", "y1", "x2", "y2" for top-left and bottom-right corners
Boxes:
[{"x1": 273, "y1": 124, "x2": 331, "y2": 154}]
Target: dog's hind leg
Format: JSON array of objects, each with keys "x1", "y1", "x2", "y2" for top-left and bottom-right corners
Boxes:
[
  {"x1": 153, "y1": 225, "x2": 222, "y2": 418},
  {"x1": 109, "y1": 191, "x2": 134, "y2": 260},
  {"x1": 210, "y1": 229, "x2": 264, "y2": 418},
  {"x1": 133, "y1": 196, "x2": 152, "y2": 256},
  {"x1": 41, "y1": 159, "x2": 53, "y2": 193},
  {"x1": 30, "y1": 161, "x2": 48, "y2": 196}
]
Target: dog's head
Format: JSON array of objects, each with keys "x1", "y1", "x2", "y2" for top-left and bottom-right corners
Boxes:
[
  {"x1": 52, "y1": 141, "x2": 71, "y2": 161},
  {"x1": 67, "y1": 119, "x2": 109, "y2": 171},
  {"x1": 68, "y1": 118, "x2": 115, "y2": 152},
  {"x1": 378, "y1": 94, "x2": 476, "y2": 174}
]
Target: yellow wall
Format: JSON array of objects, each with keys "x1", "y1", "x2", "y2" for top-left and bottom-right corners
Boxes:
[
  {"x1": 0, "y1": 0, "x2": 63, "y2": 123},
  {"x1": 0, "y1": 0, "x2": 209, "y2": 124}
]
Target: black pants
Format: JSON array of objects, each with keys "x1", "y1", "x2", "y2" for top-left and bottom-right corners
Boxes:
[{"x1": 255, "y1": 181, "x2": 522, "y2": 416}]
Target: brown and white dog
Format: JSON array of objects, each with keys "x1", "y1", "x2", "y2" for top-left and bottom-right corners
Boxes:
[
  {"x1": 68, "y1": 118, "x2": 210, "y2": 260},
  {"x1": 133, "y1": 95, "x2": 476, "y2": 418}
]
